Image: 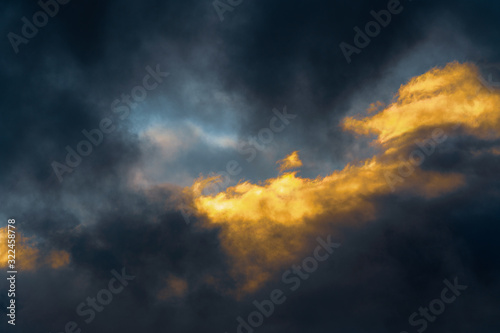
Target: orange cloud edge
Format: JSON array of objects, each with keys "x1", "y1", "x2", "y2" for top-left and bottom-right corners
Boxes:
[{"x1": 181, "y1": 62, "x2": 500, "y2": 296}]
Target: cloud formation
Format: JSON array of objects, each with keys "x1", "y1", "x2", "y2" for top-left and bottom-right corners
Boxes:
[
  {"x1": 184, "y1": 62, "x2": 500, "y2": 296},
  {"x1": 2, "y1": 0, "x2": 500, "y2": 332}
]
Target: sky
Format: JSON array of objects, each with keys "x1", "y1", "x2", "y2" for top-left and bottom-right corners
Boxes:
[{"x1": 1, "y1": 0, "x2": 500, "y2": 332}]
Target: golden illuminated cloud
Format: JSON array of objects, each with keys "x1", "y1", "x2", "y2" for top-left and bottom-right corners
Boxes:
[
  {"x1": 343, "y1": 62, "x2": 500, "y2": 144},
  {"x1": 158, "y1": 275, "x2": 189, "y2": 300},
  {"x1": 277, "y1": 151, "x2": 303, "y2": 172},
  {"x1": 48, "y1": 250, "x2": 71, "y2": 269},
  {"x1": 181, "y1": 62, "x2": 500, "y2": 295},
  {"x1": 0, "y1": 227, "x2": 70, "y2": 271}
]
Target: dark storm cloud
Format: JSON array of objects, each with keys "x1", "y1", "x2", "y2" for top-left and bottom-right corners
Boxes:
[
  {"x1": 0, "y1": 184, "x2": 238, "y2": 333},
  {"x1": 2, "y1": 0, "x2": 499, "y2": 186},
  {"x1": 203, "y1": 0, "x2": 500, "y2": 171},
  {"x1": 266, "y1": 187, "x2": 500, "y2": 333},
  {"x1": 1, "y1": 0, "x2": 500, "y2": 333}
]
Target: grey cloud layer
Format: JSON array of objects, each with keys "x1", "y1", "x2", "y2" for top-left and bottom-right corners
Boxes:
[{"x1": 1, "y1": 0, "x2": 500, "y2": 332}]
